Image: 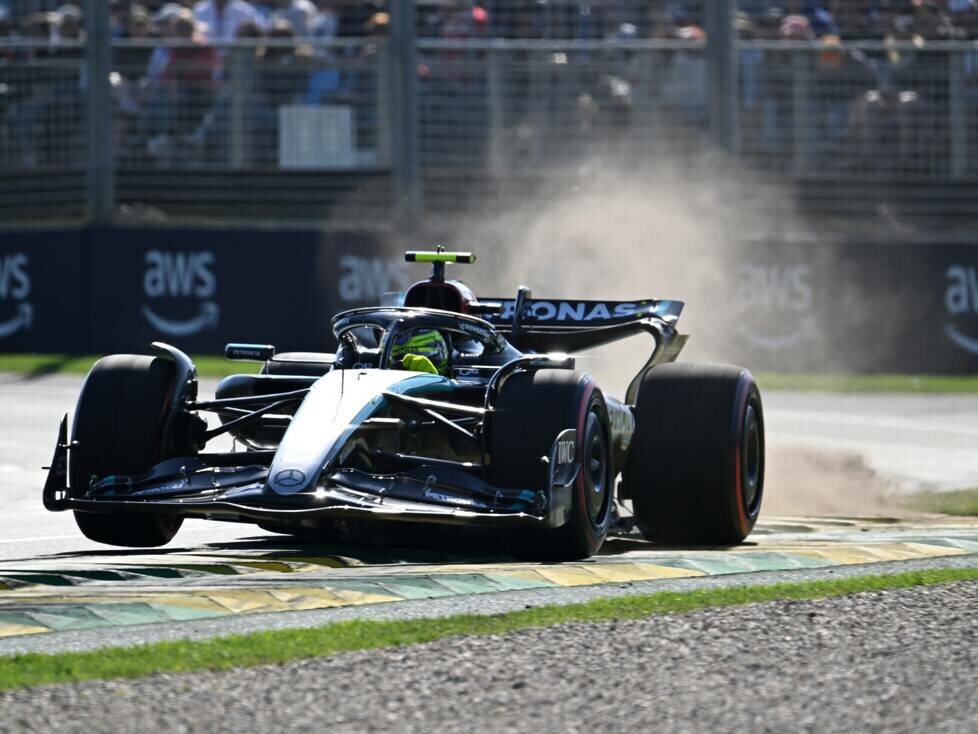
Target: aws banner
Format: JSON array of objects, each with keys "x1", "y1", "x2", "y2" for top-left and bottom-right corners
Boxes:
[
  {"x1": 709, "y1": 241, "x2": 978, "y2": 374},
  {"x1": 88, "y1": 227, "x2": 325, "y2": 354},
  {"x1": 0, "y1": 230, "x2": 88, "y2": 353},
  {"x1": 890, "y1": 243, "x2": 978, "y2": 373},
  {"x1": 0, "y1": 227, "x2": 975, "y2": 373}
]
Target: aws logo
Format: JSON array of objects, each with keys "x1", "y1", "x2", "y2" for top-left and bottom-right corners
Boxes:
[
  {"x1": 944, "y1": 264, "x2": 978, "y2": 356},
  {"x1": 0, "y1": 253, "x2": 32, "y2": 339},
  {"x1": 141, "y1": 250, "x2": 219, "y2": 337},
  {"x1": 338, "y1": 255, "x2": 411, "y2": 304},
  {"x1": 734, "y1": 264, "x2": 817, "y2": 351}
]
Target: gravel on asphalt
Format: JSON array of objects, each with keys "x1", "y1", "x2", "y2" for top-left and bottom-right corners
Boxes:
[{"x1": 3, "y1": 579, "x2": 978, "y2": 733}]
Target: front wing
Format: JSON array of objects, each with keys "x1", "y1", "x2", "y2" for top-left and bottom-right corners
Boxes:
[{"x1": 44, "y1": 426, "x2": 581, "y2": 531}]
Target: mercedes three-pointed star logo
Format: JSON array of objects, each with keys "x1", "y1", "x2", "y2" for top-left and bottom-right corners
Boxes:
[{"x1": 274, "y1": 468, "x2": 307, "y2": 488}]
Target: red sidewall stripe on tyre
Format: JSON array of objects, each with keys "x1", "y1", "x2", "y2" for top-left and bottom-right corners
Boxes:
[{"x1": 731, "y1": 372, "x2": 752, "y2": 538}]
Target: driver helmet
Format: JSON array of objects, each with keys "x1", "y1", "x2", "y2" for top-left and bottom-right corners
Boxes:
[{"x1": 390, "y1": 328, "x2": 449, "y2": 375}]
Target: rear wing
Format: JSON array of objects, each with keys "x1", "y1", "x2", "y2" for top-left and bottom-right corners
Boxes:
[{"x1": 476, "y1": 297, "x2": 684, "y2": 353}]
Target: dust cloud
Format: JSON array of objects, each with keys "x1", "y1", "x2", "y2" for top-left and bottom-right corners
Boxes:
[
  {"x1": 762, "y1": 445, "x2": 906, "y2": 519},
  {"x1": 438, "y1": 157, "x2": 783, "y2": 393},
  {"x1": 427, "y1": 156, "x2": 909, "y2": 518}
]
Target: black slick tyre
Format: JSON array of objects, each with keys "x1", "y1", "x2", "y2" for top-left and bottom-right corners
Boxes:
[
  {"x1": 70, "y1": 354, "x2": 184, "y2": 547},
  {"x1": 622, "y1": 363, "x2": 764, "y2": 546},
  {"x1": 489, "y1": 370, "x2": 613, "y2": 561}
]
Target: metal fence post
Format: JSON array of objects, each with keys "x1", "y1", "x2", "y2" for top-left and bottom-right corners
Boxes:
[
  {"x1": 84, "y1": 0, "x2": 114, "y2": 224},
  {"x1": 229, "y1": 46, "x2": 249, "y2": 169},
  {"x1": 486, "y1": 49, "x2": 506, "y2": 177},
  {"x1": 949, "y1": 49, "x2": 967, "y2": 180},
  {"x1": 704, "y1": 0, "x2": 738, "y2": 153},
  {"x1": 792, "y1": 49, "x2": 811, "y2": 176},
  {"x1": 388, "y1": 0, "x2": 422, "y2": 228}
]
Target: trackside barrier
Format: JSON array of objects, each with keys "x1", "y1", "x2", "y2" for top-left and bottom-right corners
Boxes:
[{"x1": 0, "y1": 228, "x2": 975, "y2": 373}]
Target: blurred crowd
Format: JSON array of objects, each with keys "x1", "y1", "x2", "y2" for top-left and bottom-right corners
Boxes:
[
  {"x1": 0, "y1": 0, "x2": 977, "y2": 174},
  {"x1": 2, "y1": 1, "x2": 978, "y2": 43}
]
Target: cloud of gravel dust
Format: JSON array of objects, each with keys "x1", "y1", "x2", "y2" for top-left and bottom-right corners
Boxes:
[{"x1": 426, "y1": 156, "x2": 908, "y2": 518}]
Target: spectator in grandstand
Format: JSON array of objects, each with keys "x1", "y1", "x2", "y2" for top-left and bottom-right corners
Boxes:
[
  {"x1": 303, "y1": 1, "x2": 378, "y2": 112},
  {"x1": 419, "y1": 1, "x2": 489, "y2": 165},
  {"x1": 807, "y1": 3, "x2": 840, "y2": 38},
  {"x1": 828, "y1": 0, "x2": 877, "y2": 40},
  {"x1": 900, "y1": 2, "x2": 952, "y2": 174},
  {"x1": 110, "y1": 0, "x2": 130, "y2": 38},
  {"x1": 140, "y1": 10, "x2": 219, "y2": 164},
  {"x1": 655, "y1": 9, "x2": 707, "y2": 131},
  {"x1": 235, "y1": 18, "x2": 263, "y2": 38},
  {"x1": 737, "y1": 11, "x2": 768, "y2": 155},
  {"x1": 3, "y1": 5, "x2": 85, "y2": 168},
  {"x1": 20, "y1": 11, "x2": 55, "y2": 49},
  {"x1": 334, "y1": 0, "x2": 376, "y2": 38},
  {"x1": 268, "y1": 0, "x2": 319, "y2": 37},
  {"x1": 949, "y1": 3, "x2": 978, "y2": 42},
  {"x1": 250, "y1": 18, "x2": 314, "y2": 165},
  {"x1": 310, "y1": 0, "x2": 338, "y2": 40},
  {"x1": 0, "y1": 4, "x2": 12, "y2": 48},
  {"x1": 780, "y1": 11, "x2": 815, "y2": 41},
  {"x1": 144, "y1": 3, "x2": 188, "y2": 84},
  {"x1": 166, "y1": 12, "x2": 219, "y2": 91},
  {"x1": 746, "y1": 7, "x2": 815, "y2": 166},
  {"x1": 0, "y1": 3, "x2": 14, "y2": 73},
  {"x1": 53, "y1": 4, "x2": 82, "y2": 43},
  {"x1": 193, "y1": 0, "x2": 264, "y2": 41},
  {"x1": 254, "y1": 18, "x2": 311, "y2": 105},
  {"x1": 126, "y1": 4, "x2": 153, "y2": 38},
  {"x1": 114, "y1": 5, "x2": 156, "y2": 81},
  {"x1": 440, "y1": 1, "x2": 489, "y2": 44}
]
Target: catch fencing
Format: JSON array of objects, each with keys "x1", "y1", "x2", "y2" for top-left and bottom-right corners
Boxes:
[{"x1": 2, "y1": 3, "x2": 978, "y2": 232}]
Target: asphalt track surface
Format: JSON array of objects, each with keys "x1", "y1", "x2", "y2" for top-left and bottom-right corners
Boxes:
[
  {"x1": 3, "y1": 374, "x2": 978, "y2": 561},
  {"x1": 3, "y1": 374, "x2": 978, "y2": 731}
]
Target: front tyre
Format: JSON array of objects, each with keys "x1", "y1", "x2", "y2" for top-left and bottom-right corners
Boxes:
[
  {"x1": 622, "y1": 363, "x2": 764, "y2": 546},
  {"x1": 489, "y1": 370, "x2": 613, "y2": 560},
  {"x1": 70, "y1": 354, "x2": 184, "y2": 547}
]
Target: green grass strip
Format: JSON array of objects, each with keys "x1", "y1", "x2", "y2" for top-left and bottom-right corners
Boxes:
[
  {"x1": 2, "y1": 566, "x2": 977, "y2": 691},
  {"x1": 754, "y1": 372, "x2": 978, "y2": 394},
  {"x1": 902, "y1": 488, "x2": 978, "y2": 517},
  {"x1": 0, "y1": 354, "x2": 251, "y2": 379},
  {"x1": 2, "y1": 356, "x2": 977, "y2": 393}
]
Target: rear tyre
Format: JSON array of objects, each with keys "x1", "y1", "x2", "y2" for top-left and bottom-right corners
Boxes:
[
  {"x1": 70, "y1": 355, "x2": 184, "y2": 547},
  {"x1": 622, "y1": 363, "x2": 764, "y2": 546},
  {"x1": 489, "y1": 370, "x2": 613, "y2": 561}
]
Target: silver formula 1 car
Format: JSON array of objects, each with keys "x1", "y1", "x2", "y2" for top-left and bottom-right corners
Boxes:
[{"x1": 43, "y1": 250, "x2": 764, "y2": 560}]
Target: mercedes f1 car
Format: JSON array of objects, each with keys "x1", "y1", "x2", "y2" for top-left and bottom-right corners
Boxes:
[{"x1": 43, "y1": 250, "x2": 765, "y2": 560}]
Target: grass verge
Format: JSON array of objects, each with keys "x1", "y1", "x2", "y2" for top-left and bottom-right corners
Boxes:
[
  {"x1": 1, "y1": 356, "x2": 976, "y2": 393},
  {"x1": 2, "y1": 567, "x2": 978, "y2": 691},
  {"x1": 0, "y1": 354, "x2": 249, "y2": 379},
  {"x1": 902, "y1": 488, "x2": 978, "y2": 517},
  {"x1": 754, "y1": 372, "x2": 978, "y2": 394}
]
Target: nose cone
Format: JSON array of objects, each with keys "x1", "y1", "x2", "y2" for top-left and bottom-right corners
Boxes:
[{"x1": 265, "y1": 369, "x2": 447, "y2": 495}]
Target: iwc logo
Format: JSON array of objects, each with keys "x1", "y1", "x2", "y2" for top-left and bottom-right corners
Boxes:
[
  {"x1": 141, "y1": 250, "x2": 219, "y2": 336},
  {"x1": 0, "y1": 253, "x2": 32, "y2": 339},
  {"x1": 943, "y1": 264, "x2": 978, "y2": 356}
]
